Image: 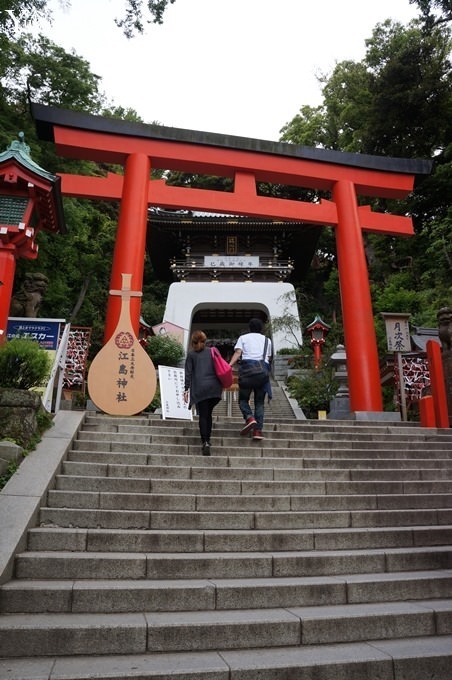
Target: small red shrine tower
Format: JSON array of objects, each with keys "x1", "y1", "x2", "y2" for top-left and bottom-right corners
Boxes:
[{"x1": 0, "y1": 132, "x2": 65, "y2": 341}]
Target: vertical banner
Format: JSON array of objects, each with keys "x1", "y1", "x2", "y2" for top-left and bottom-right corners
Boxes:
[{"x1": 158, "y1": 365, "x2": 193, "y2": 420}]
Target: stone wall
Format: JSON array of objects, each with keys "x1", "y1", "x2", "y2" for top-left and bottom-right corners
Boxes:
[{"x1": 0, "y1": 388, "x2": 42, "y2": 448}]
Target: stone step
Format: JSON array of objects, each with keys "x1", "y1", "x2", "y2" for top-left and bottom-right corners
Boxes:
[
  {"x1": 26, "y1": 525, "x2": 452, "y2": 553},
  {"x1": 12, "y1": 547, "x2": 452, "y2": 580},
  {"x1": 51, "y1": 472, "x2": 452, "y2": 496},
  {"x1": 67, "y1": 449, "x2": 452, "y2": 469},
  {"x1": 1, "y1": 600, "x2": 451, "y2": 657},
  {"x1": 46, "y1": 488, "x2": 452, "y2": 513},
  {"x1": 81, "y1": 414, "x2": 437, "y2": 435},
  {"x1": 3, "y1": 570, "x2": 452, "y2": 614},
  {"x1": 149, "y1": 445, "x2": 452, "y2": 459},
  {"x1": 38, "y1": 505, "x2": 452, "y2": 529},
  {"x1": 2, "y1": 635, "x2": 452, "y2": 680},
  {"x1": 75, "y1": 427, "x2": 452, "y2": 444},
  {"x1": 90, "y1": 415, "x2": 434, "y2": 432},
  {"x1": 57, "y1": 463, "x2": 452, "y2": 482},
  {"x1": 74, "y1": 419, "x2": 452, "y2": 436},
  {"x1": 71, "y1": 438, "x2": 452, "y2": 456},
  {"x1": 79, "y1": 434, "x2": 452, "y2": 452}
]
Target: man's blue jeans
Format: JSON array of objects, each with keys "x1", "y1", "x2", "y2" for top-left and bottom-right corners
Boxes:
[{"x1": 238, "y1": 384, "x2": 265, "y2": 430}]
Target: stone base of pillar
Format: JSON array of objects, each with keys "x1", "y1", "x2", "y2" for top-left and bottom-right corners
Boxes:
[
  {"x1": 328, "y1": 396, "x2": 351, "y2": 420},
  {"x1": 352, "y1": 410, "x2": 402, "y2": 422}
]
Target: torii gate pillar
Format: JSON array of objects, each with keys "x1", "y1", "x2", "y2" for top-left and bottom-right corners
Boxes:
[
  {"x1": 104, "y1": 152, "x2": 150, "y2": 342},
  {"x1": 334, "y1": 180, "x2": 383, "y2": 412}
]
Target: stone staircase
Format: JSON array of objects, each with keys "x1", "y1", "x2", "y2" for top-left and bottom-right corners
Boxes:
[
  {"x1": 215, "y1": 378, "x2": 298, "y2": 419},
  {"x1": 1, "y1": 409, "x2": 452, "y2": 679}
]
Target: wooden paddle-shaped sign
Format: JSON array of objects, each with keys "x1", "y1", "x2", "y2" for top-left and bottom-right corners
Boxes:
[{"x1": 87, "y1": 273, "x2": 157, "y2": 416}]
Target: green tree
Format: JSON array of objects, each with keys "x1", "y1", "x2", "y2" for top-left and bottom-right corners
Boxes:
[
  {"x1": 410, "y1": 0, "x2": 452, "y2": 28},
  {"x1": 0, "y1": 0, "x2": 176, "y2": 38},
  {"x1": 145, "y1": 334, "x2": 184, "y2": 367},
  {"x1": 281, "y1": 15, "x2": 452, "y2": 335},
  {"x1": 0, "y1": 27, "x2": 175, "y2": 359}
]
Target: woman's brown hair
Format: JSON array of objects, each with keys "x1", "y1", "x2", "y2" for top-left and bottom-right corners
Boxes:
[{"x1": 191, "y1": 330, "x2": 207, "y2": 350}]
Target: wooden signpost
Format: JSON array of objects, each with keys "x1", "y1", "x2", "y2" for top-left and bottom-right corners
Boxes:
[{"x1": 87, "y1": 273, "x2": 157, "y2": 416}]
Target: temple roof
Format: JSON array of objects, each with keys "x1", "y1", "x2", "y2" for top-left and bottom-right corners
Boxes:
[
  {"x1": 411, "y1": 327, "x2": 440, "y2": 351},
  {"x1": 0, "y1": 132, "x2": 66, "y2": 234},
  {"x1": 0, "y1": 132, "x2": 57, "y2": 183}
]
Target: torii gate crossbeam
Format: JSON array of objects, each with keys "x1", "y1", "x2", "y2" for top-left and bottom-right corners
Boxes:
[{"x1": 32, "y1": 103, "x2": 432, "y2": 415}]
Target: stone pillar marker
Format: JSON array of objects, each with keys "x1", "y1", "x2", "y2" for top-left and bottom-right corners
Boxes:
[{"x1": 328, "y1": 344, "x2": 351, "y2": 419}]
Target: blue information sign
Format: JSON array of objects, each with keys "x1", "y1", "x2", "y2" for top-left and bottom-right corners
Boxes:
[{"x1": 7, "y1": 317, "x2": 65, "y2": 351}]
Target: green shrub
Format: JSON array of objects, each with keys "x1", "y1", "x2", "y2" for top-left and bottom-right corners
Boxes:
[
  {"x1": 36, "y1": 407, "x2": 54, "y2": 435},
  {"x1": 0, "y1": 459, "x2": 20, "y2": 490},
  {"x1": 145, "y1": 334, "x2": 184, "y2": 367},
  {"x1": 286, "y1": 368, "x2": 338, "y2": 419},
  {"x1": 0, "y1": 338, "x2": 51, "y2": 389}
]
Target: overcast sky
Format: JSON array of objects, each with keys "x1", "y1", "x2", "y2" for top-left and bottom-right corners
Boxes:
[{"x1": 37, "y1": 0, "x2": 419, "y2": 142}]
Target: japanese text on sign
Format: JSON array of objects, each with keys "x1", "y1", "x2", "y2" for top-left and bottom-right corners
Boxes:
[
  {"x1": 114, "y1": 332, "x2": 136, "y2": 403},
  {"x1": 158, "y1": 365, "x2": 193, "y2": 420},
  {"x1": 383, "y1": 316, "x2": 411, "y2": 352}
]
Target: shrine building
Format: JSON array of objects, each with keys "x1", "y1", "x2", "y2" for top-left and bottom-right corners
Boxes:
[{"x1": 147, "y1": 207, "x2": 320, "y2": 354}]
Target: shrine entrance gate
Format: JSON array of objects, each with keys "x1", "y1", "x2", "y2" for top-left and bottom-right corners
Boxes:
[{"x1": 32, "y1": 103, "x2": 432, "y2": 415}]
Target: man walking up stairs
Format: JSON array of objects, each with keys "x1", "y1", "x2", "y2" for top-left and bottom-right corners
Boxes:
[{"x1": 1, "y1": 409, "x2": 452, "y2": 679}]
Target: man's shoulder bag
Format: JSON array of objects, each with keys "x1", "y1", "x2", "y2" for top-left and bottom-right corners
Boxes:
[{"x1": 238, "y1": 338, "x2": 270, "y2": 389}]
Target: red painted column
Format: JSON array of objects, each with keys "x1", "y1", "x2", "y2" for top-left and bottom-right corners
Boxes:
[
  {"x1": 0, "y1": 247, "x2": 16, "y2": 344},
  {"x1": 419, "y1": 395, "x2": 436, "y2": 428},
  {"x1": 333, "y1": 179, "x2": 383, "y2": 412},
  {"x1": 104, "y1": 153, "x2": 150, "y2": 343},
  {"x1": 312, "y1": 343, "x2": 322, "y2": 369},
  {"x1": 426, "y1": 339, "x2": 449, "y2": 428}
]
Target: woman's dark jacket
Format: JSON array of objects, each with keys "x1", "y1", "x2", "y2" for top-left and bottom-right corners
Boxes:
[{"x1": 184, "y1": 347, "x2": 223, "y2": 407}]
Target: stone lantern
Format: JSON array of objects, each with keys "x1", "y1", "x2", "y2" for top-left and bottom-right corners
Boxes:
[
  {"x1": 328, "y1": 344, "x2": 351, "y2": 419},
  {"x1": 0, "y1": 132, "x2": 65, "y2": 342}
]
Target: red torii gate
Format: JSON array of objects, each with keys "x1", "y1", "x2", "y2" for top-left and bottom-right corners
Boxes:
[{"x1": 32, "y1": 104, "x2": 432, "y2": 414}]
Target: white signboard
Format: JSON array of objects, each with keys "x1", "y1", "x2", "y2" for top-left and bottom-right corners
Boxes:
[
  {"x1": 158, "y1": 365, "x2": 193, "y2": 420},
  {"x1": 382, "y1": 313, "x2": 411, "y2": 352},
  {"x1": 204, "y1": 255, "x2": 259, "y2": 268}
]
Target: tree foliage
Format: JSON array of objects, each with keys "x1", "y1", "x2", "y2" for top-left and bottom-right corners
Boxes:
[
  {"x1": 144, "y1": 334, "x2": 184, "y2": 367},
  {"x1": 0, "y1": 30, "x2": 168, "y2": 359},
  {"x1": 0, "y1": 0, "x2": 176, "y2": 39},
  {"x1": 281, "y1": 13, "x2": 452, "y2": 333},
  {"x1": 410, "y1": 0, "x2": 452, "y2": 28}
]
